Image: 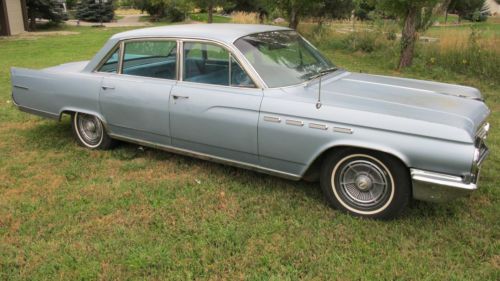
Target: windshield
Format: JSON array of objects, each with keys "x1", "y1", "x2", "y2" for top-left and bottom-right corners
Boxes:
[{"x1": 234, "y1": 30, "x2": 336, "y2": 88}]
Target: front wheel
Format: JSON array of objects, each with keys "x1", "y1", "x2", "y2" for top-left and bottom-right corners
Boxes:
[
  {"x1": 71, "y1": 112, "x2": 114, "y2": 150},
  {"x1": 320, "y1": 148, "x2": 411, "y2": 220}
]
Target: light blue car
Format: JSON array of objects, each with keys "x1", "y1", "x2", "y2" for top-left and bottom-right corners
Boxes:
[{"x1": 10, "y1": 24, "x2": 490, "y2": 219}]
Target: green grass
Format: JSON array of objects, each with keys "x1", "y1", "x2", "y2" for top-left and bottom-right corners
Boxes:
[
  {"x1": 0, "y1": 25, "x2": 499, "y2": 280},
  {"x1": 189, "y1": 13, "x2": 232, "y2": 23}
]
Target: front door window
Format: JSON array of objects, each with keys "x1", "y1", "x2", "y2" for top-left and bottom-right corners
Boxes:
[{"x1": 183, "y1": 42, "x2": 255, "y2": 88}]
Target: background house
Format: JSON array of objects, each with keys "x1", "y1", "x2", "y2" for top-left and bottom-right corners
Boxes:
[{"x1": 0, "y1": 0, "x2": 28, "y2": 36}]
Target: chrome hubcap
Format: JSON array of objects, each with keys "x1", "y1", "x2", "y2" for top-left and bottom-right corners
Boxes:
[
  {"x1": 336, "y1": 158, "x2": 391, "y2": 209},
  {"x1": 355, "y1": 175, "x2": 373, "y2": 191},
  {"x1": 84, "y1": 120, "x2": 96, "y2": 133},
  {"x1": 76, "y1": 113, "x2": 103, "y2": 146}
]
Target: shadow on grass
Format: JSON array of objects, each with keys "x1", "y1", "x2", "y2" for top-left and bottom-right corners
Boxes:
[{"x1": 19, "y1": 119, "x2": 468, "y2": 222}]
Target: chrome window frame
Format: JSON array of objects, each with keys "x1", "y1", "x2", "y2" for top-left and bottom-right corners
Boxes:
[
  {"x1": 119, "y1": 38, "x2": 179, "y2": 81},
  {"x1": 92, "y1": 36, "x2": 265, "y2": 89},
  {"x1": 94, "y1": 44, "x2": 122, "y2": 74},
  {"x1": 179, "y1": 38, "x2": 259, "y2": 89}
]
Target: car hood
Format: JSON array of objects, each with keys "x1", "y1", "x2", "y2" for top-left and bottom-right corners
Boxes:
[{"x1": 297, "y1": 71, "x2": 490, "y2": 143}]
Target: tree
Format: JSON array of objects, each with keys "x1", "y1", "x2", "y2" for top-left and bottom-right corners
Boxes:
[
  {"x1": 313, "y1": 0, "x2": 355, "y2": 26},
  {"x1": 448, "y1": 0, "x2": 488, "y2": 22},
  {"x1": 192, "y1": 0, "x2": 232, "y2": 23},
  {"x1": 377, "y1": 0, "x2": 450, "y2": 69},
  {"x1": 76, "y1": 0, "x2": 115, "y2": 23},
  {"x1": 265, "y1": 0, "x2": 315, "y2": 29},
  {"x1": 354, "y1": 0, "x2": 376, "y2": 20},
  {"x1": 135, "y1": 0, "x2": 190, "y2": 21},
  {"x1": 26, "y1": 0, "x2": 64, "y2": 30}
]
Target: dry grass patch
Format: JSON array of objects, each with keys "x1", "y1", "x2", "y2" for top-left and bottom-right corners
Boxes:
[{"x1": 231, "y1": 12, "x2": 260, "y2": 24}]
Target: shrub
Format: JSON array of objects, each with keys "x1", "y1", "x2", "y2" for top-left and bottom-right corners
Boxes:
[
  {"x1": 76, "y1": 0, "x2": 114, "y2": 22},
  {"x1": 341, "y1": 31, "x2": 380, "y2": 53}
]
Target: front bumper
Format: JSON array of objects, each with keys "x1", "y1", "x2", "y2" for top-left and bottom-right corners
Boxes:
[
  {"x1": 411, "y1": 169, "x2": 479, "y2": 203},
  {"x1": 412, "y1": 123, "x2": 490, "y2": 203}
]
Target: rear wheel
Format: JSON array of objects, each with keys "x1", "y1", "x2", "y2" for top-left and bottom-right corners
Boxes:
[
  {"x1": 71, "y1": 112, "x2": 114, "y2": 149},
  {"x1": 320, "y1": 148, "x2": 410, "y2": 219}
]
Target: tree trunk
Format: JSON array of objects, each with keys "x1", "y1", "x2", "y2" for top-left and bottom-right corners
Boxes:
[
  {"x1": 398, "y1": 7, "x2": 418, "y2": 69},
  {"x1": 445, "y1": 10, "x2": 448, "y2": 23},
  {"x1": 207, "y1": 4, "x2": 213, "y2": 23},
  {"x1": 317, "y1": 17, "x2": 324, "y2": 28},
  {"x1": 258, "y1": 10, "x2": 265, "y2": 24},
  {"x1": 29, "y1": 14, "x2": 36, "y2": 31},
  {"x1": 289, "y1": 7, "x2": 299, "y2": 29}
]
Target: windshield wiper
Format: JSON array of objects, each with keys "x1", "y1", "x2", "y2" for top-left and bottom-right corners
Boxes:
[{"x1": 306, "y1": 67, "x2": 339, "y2": 82}]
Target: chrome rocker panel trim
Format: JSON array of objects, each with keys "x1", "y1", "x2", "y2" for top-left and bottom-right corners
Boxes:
[
  {"x1": 109, "y1": 133, "x2": 302, "y2": 181},
  {"x1": 411, "y1": 169, "x2": 478, "y2": 203}
]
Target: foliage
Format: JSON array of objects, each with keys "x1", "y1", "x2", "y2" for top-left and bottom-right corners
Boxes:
[
  {"x1": 448, "y1": 0, "x2": 489, "y2": 22},
  {"x1": 266, "y1": 0, "x2": 316, "y2": 29},
  {"x1": 266, "y1": 0, "x2": 355, "y2": 29},
  {"x1": 341, "y1": 31, "x2": 381, "y2": 52},
  {"x1": 313, "y1": 0, "x2": 355, "y2": 23},
  {"x1": 65, "y1": 0, "x2": 78, "y2": 9},
  {"x1": 354, "y1": 0, "x2": 376, "y2": 20},
  {"x1": 76, "y1": 0, "x2": 115, "y2": 22},
  {"x1": 26, "y1": 0, "x2": 65, "y2": 29},
  {"x1": 134, "y1": 0, "x2": 190, "y2": 22},
  {"x1": 191, "y1": 0, "x2": 232, "y2": 23}
]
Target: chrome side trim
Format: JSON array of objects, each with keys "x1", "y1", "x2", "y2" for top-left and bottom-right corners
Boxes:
[
  {"x1": 13, "y1": 85, "x2": 29, "y2": 90},
  {"x1": 285, "y1": 119, "x2": 304, "y2": 127},
  {"x1": 263, "y1": 116, "x2": 281, "y2": 123},
  {"x1": 309, "y1": 123, "x2": 328, "y2": 130},
  {"x1": 333, "y1": 127, "x2": 353, "y2": 134},
  {"x1": 109, "y1": 133, "x2": 302, "y2": 181},
  {"x1": 411, "y1": 169, "x2": 477, "y2": 203}
]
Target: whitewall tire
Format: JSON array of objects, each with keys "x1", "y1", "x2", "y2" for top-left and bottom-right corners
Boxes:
[
  {"x1": 71, "y1": 112, "x2": 114, "y2": 150},
  {"x1": 320, "y1": 148, "x2": 411, "y2": 220}
]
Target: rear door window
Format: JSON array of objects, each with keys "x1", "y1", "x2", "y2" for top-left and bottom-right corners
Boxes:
[{"x1": 122, "y1": 41, "x2": 177, "y2": 80}]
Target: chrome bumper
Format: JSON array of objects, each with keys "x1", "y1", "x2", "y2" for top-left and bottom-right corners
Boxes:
[
  {"x1": 411, "y1": 169, "x2": 478, "y2": 203},
  {"x1": 412, "y1": 122, "x2": 490, "y2": 203}
]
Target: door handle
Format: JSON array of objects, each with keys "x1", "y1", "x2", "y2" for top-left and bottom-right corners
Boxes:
[
  {"x1": 101, "y1": 85, "x2": 115, "y2": 90},
  {"x1": 172, "y1": 95, "x2": 189, "y2": 100}
]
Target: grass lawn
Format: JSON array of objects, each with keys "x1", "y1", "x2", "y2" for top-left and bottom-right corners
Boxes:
[{"x1": 0, "y1": 24, "x2": 499, "y2": 280}]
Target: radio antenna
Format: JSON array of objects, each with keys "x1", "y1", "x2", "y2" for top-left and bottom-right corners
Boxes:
[{"x1": 316, "y1": 75, "x2": 322, "y2": 109}]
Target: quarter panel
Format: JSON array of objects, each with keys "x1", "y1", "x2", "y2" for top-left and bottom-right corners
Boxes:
[{"x1": 11, "y1": 68, "x2": 102, "y2": 118}]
